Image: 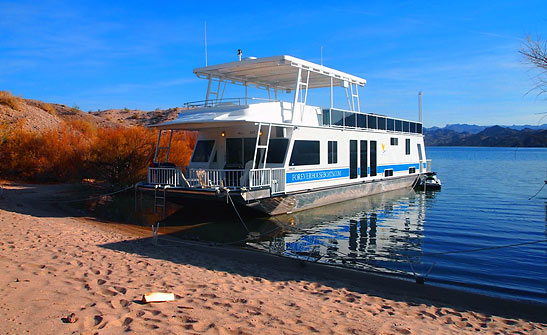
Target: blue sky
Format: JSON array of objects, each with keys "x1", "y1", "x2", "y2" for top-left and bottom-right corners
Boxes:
[{"x1": 1, "y1": 1, "x2": 546, "y2": 127}]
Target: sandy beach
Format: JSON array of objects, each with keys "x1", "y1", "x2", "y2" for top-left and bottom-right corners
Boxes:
[{"x1": 0, "y1": 183, "x2": 545, "y2": 335}]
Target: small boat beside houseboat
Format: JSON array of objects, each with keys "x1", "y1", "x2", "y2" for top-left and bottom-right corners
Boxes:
[{"x1": 140, "y1": 55, "x2": 434, "y2": 215}]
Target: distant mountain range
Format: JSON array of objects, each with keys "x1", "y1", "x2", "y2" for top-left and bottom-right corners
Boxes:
[
  {"x1": 424, "y1": 124, "x2": 547, "y2": 147},
  {"x1": 427, "y1": 123, "x2": 547, "y2": 134}
]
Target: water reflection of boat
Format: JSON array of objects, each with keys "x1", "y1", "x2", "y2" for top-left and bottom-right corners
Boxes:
[{"x1": 250, "y1": 188, "x2": 427, "y2": 273}]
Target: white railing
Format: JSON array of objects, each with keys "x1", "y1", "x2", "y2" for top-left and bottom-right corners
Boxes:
[
  {"x1": 186, "y1": 168, "x2": 244, "y2": 189},
  {"x1": 271, "y1": 168, "x2": 286, "y2": 194},
  {"x1": 249, "y1": 168, "x2": 286, "y2": 194},
  {"x1": 148, "y1": 167, "x2": 286, "y2": 193},
  {"x1": 148, "y1": 167, "x2": 181, "y2": 186},
  {"x1": 249, "y1": 169, "x2": 271, "y2": 188},
  {"x1": 426, "y1": 159, "x2": 432, "y2": 173},
  {"x1": 183, "y1": 97, "x2": 278, "y2": 108}
]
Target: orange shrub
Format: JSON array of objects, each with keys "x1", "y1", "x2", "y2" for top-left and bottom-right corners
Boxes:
[
  {"x1": 0, "y1": 123, "x2": 91, "y2": 182},
  {"x1": 87, "y1": 127, "x2": 155, "y2": 186},
  {"x1": 0, "y1": 91, "x2": 23, "y2": 111},
  {"x1": 0, "y1": 121, "x2": 196, "y2": 185}
]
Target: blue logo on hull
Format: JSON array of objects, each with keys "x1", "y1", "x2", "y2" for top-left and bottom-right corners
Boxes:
[{"x1": 286, "y1": 168, "x2": 349, "y2": 184}]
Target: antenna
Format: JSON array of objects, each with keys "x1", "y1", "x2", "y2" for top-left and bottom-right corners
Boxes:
[
  {"x1": 418, "y1": 91, "x2": 423, "y2": 123},
  {"x1": 320, "y1": 46, "x2": 323, "y2": 66},
  {"x1": 204, "y1": 22, "x2": 208, "y2": 66}
]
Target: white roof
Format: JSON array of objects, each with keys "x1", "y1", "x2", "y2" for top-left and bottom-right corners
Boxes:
[{"x1": 193, "y1": 55, "x2": 366, "y2": 90}]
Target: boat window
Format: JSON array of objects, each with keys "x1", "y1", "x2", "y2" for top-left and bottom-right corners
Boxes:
[
  {"x1": 266, "y1": 138, "x2": 289, "y2": 164},
  {"x1": 378, "y1": 117, "x2": 386, "y2": 130},
  {"x1": 405, "y1": 138, "x2": 411, "y2": 155},
  {"x1": 360, "y1": 140, "x2": 367, "y2": 177},
  {"x1": 417, "y1": 123, "x2": 423, "y2": 134},
  {"x1": 367, "y1": 115, "x2": 377, "y2": 129},
  {"x1": 225, "y1": 138, "x2": 256, "y2": 168},
  {"x1": 322, "y1": 109, "x2": 330, "y2": 126},
  {"x1": 191, "y1": 140, "x2": 215, "y2": 162},
  {"x1": 350, "y1": 140, "x2": 358, "y2": 179},
  {"x1": 409, "y1": 167, "x2": 416, "y2": 174},
  {"x1": 395, "y1": 120, "x2": 403, "y2": 132},
  {"x1": 344, "y1": 112, "x2": 356, "y2": 127},
  {"x1": 390, "y1": 137, "x2": 398, "y2": 146},
  {"x1": 410, "y1": 122, "x2": 417, "y2": 133},
  {"x1": 370, "y1": 141, "x2": 377, "y2": 176},
  {"x1": 332, "y1": 110, "x2": 344, "y2": 126},
  {"x1": 357, "y1": 114, "x2": 366, "y2": 128},
  {"x1": 289, "y1": 140, "x2": 320, "y2": 166},
  {"x1": 387, "y1": 118, "x2": 395, "y2": 131},
  {"x1": 226, "y1": 138, "x2": 243, "y2": 167},
  {"x1": 403, "y1": 121, "x2": 410, "y2": 133},
  {"x1": 384, "y1": 169, "x2": 394, "y2": 177},
  {"x1": 328, "y1": 141, "x2": 338, "y2": 164},
  {"x1": 243, "y1": 138, "x2": 256, "y2": 164}
]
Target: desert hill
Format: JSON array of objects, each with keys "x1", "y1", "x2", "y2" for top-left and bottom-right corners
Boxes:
[
  {"x1": 0, "y1": 91, "x2": 122, "y2": 132},
  {"x1": 0, "y1": 91, "x2": 182, "y2": 132},
  {"x1": 89, "y1": 107, "x2": 182, "y2": 127}
]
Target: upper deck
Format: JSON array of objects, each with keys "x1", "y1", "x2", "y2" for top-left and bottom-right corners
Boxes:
[
  {"x1": 154, "y1": 55, "x2": 422, "y2": 134},
  {"x1": 193, "y1": 55, "x2": 366, "y2": 91}
]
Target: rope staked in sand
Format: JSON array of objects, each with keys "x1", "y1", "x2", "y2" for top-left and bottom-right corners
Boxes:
[
  {"x1": 38, "y1": 185, "x2": 134, "y2": 203},
  {"x1": 0, "y1": 184, "x2": 546, "y2": 334}
]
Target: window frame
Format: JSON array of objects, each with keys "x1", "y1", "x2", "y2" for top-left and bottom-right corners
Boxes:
[
  {"x1": 289, "y1": 140, "x2": 321, "y2": 166},
  {"x1": 327, "y1": 140, "x2": 338, "y2": 164}
]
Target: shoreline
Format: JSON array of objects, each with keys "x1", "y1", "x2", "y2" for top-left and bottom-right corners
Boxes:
[
  {"x1": 151, "y1": 235, "x2": 547, "y2": 323},
  {"x1": 0, "y1": 183, "x2": 545, "y2": 334}
]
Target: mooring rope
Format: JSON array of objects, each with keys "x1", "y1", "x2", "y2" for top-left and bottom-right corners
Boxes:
[
  {"x1": 528, "y1": 180, "x2": 547, "y2": 200},
  {"x1": 411, "y1": 239, "x2": 547, "y2": 258},
  {"x1": 223, "y1": 188, "x2": 250, "y2": 233},
  {"x1": 40, "y1": 185, "x2": 134, "y2": 203}
]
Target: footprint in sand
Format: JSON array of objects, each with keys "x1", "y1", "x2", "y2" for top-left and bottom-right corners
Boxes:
[
  {"x1": 93, "y1": 315, "x2": 103, "y2": 326},
  {"x1": 192, "y1": 321, "x2": 216, "y2": 332},
  {"x1": 113, "y1": 286, "x2": 127, "y2": 294},
  {"x1": 100, "y1": 287, "x2": 118, "y2": 296},
  {"x1": 119, "y1": 299, "x2": 131, "y2": 307}
]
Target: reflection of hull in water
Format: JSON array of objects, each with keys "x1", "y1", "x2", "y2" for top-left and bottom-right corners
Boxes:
[
  {"x1": 257, "y1": 188, "x2": 427, "y2": 272},
  {"x1": 139, "y1": 174, "x2": 418, "y2": 216}
]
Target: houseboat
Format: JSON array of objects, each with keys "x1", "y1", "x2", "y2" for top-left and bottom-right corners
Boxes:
[{"x1": 141, "y1": 55, "x2": 432, "y2": 215}]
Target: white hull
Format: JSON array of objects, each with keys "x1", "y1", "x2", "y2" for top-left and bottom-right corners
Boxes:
[{"x1": 250, "y1": 174, "x2": 418, "y2": 215}]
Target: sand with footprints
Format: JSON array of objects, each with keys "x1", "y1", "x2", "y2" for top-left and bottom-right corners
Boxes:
[{"x1": 0, "y1": 183, "x2": 545, "y2": 334}]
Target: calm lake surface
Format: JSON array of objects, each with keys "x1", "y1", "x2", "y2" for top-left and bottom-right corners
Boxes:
[{"x1": 163, "y1": 147, "x2": 547, "y2": 304}]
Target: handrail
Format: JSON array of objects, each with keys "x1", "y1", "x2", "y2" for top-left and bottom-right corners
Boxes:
[
  {"x1": 146, "y1": 167, "x2": 287, "y2": 194},
  {"x1": 183, "y1": 97, "x2": 279, "y2": 108},
  {"x1": 148, "y1": 167, "x2": 180, "y2": 186},
  {"x1": 426, "y1": 159, "x2": 432, "y2": 173}
]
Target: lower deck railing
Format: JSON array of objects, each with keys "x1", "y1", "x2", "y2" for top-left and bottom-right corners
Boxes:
[
  {"x1": 426, "y1": 159, "x2": 432, "y2": 173},
  {"x1": 148, "y1": 167, "x2": 181, "y2": 187},
  {"x1": 147, "y1": 167, "x2": 286, "y2": 194}
]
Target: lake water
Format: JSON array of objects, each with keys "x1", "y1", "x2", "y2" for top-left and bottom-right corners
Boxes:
[{"x1": 162, "y1": 147, "x2": 547, "y2": 304}]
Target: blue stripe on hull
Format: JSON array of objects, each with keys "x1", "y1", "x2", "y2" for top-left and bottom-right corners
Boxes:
[{"x1": 286, "y1": 163, "x2": 421, "y2": 184}]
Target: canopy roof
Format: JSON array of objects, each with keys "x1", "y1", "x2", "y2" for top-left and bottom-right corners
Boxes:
[{"x1": 193, "y1": 55, "x2": 366, "y2": 91}]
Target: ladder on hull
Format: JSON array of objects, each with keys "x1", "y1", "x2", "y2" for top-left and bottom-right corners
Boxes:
[
  {"x1": 154, "y1": 185, "x2": 169, "y2": 219},
  {"x1": 252, "y1": 123, "x2": 272, "y2": 169}
]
